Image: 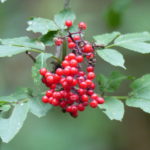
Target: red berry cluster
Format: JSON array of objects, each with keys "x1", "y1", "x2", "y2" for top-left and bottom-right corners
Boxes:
[{"x1": 39, "y1": 20, "x2": 104, "y2": 118}]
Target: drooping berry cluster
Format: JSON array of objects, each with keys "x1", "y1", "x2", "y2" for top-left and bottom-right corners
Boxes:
[{"x1": 39, "y1": 20, "x2": 104, "y2": 118}]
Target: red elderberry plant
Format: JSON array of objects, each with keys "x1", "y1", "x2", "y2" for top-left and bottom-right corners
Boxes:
[{"x1": 39, "y1": 20, "x2": 104, "y2": 118}]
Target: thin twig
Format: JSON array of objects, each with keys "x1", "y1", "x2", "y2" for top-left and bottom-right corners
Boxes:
[{"x1": 25, "y1": 51, "x2": 36, "y2": 63}]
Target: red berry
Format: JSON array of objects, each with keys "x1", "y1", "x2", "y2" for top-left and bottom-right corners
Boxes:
[
  {"x1": 91, "y1": 93, "x2": 98, "y2": 99},
  {"x1": 70, "y1": 94, "x2": 79, "y2": 101},
  {"x1": 79, "y1": 82, "x2": 87, "y2": 89},
  {"x1": 39, "y1": 68, "x2": 47, "y2": 76},
  {"x1": 68, "y1": 37, "x2": 72, "y2": 43},
  {"x1": 76, "y1": 55, "x2": 83, "y2": 63},
  {"x1": 46, "y1": 75, "x2": 54, "y2": 84},
  {"x1": 87, "y1": 72, "x2": 95, "y2": 80},
  {"x1": 42, "y1": 96, "x2": 49, "y2": 103},
  {"x1": 46, "y1": 90, "x2": 53, "y2": 97},
  {"x1": 83, "y1": 44, "x2": 93, "y2": 53},
  {"x1": 78, "y1": 104, "x2": 85, "y2": 111},
  {"x1": 68, "y1": 53, "x2": 76, "y2": 60},
  {"x1": 66, "y1": 76, "x2": 73, "y2": 84},
  {"x1": 68, "y1": 42, "x2": 76, "y2": 49},
  {"x1": 78, "y1": 88, "x2": 86, "y2": 95},
  {"x1": 96, "y1": 97, "x2": 105, "y2": 104},
  {"x1": 86, "y1": 53, "x2": 94, "y2": 59},
  {"x1": 87, "y1": 66, "x2": 94, "y2": 72},
  {"x1": 56, "y1": 68, "x2": 63, "y2": 76},
  {"x1": 65, "y1": 20, "x2": 73, "y2": 27},
  {"x1": 73, "y1": 35, "x2": 80, "y2": 41},
  {"x1": 63, "y1": 67, "x2": 71, "y2": 76},
  {"x1": 69, "y1": 59, "x2": 78, "y2": 67},
  {"x1": 52, "y1": 98, "x2": 59, "y2": 106},
  {"x1": 71, "y1": 111, "x2": 78, "y2": 118},
  {"x1": 62, "y1": 60, "x2": 70, "y2": 68},
  {"x1": 78, "y1": 22, "x2": 87, "y2": 30},
  {"x1": 66, "y1": 106, "x2": 72, "y2": 112},
  {"x1": 90, "y1": 100, "x2": 98, "y2": 108},
  {"x1": 81, "y1": 94, "x2": 89, "y2": 102},
  {"x1": 70, "y1": 67, "x2": 78, "y2": 75},
  {"x1": 85, "y1": 79, "x2": 92, "y2": 87},
  {"x1": 87, "y1": 90, "x2": 94, "y2": 96},
  {"x1": 71, "y1": 105, "x2": 78, "y2": 112},
  {"x1": 55, "y1": 38, "x2": 63, "y2": 46}
]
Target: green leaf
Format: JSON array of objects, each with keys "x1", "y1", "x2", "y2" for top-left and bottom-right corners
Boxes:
[
  {"x1": 116, "y1": 42, "x2": 150, "y2": 54},
  {"x1": 0, "y1": 45, "x2": 29, "y2": 57},
  {"x1": 29, "y1": 96, "x2": 52, "y2": 117},
  {"x1": 97, "y1": 71, "x2": 127, "y2": 93},
  {"x1": 115, "y1": 32, "x2": 150, "y2": 53},
  {"x1": 93, "y1": 32, "x2": 120, "y2": 46},
  {"x1": 27, "y1": 18, "x2": 58, "y2": 35},
  {"x1": 126, "y1": 74, "x2": 150, "y2": 113},
  {"x1": 0, "y1": 36, "x2": 45, "y2": 50},
  {"x1": 99, "y1": 96, "x2": 124, "y2": 121},
  {"x1": 0, "y1": 103, "x2": 29, "y2": 143},
  {"x1": 115, "y1": 32, "x2": 150, "y2": 44},
  {"x1": 0, "y1": 105, "x2": 11, "y2": 112},
  {"x1": 40, "y1": 31, "x2": 57, "y2": 46},
  {"x1": 54, "y1": 9, "x2": 76, "y2": 29},
  {"x1": 97, "y1": 49, "x2": 125, "y2": 68},
  {"x1": 32, "y1": 53, "x2": 53, "y2": 85}
]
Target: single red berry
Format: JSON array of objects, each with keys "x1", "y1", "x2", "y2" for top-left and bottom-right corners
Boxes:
[
  {"x1": 68, "y1": 37, "x2": 72, "y2": 43},
  {"x1": 79, "y1": 82, "x2": 87, "y2": 89},
  {"x1": 70, "y1": 94, "x2": 79, "y2": 101},
  {"x1": 70, "y1": 67, "x2": 78, "y2": 75},
  {"x1": 96, "y1": 97, "x2": 105, "y2": 104},
  {"x1": 68, "y1": 53, "x2": 76, "y2": 60},
  {"x1": 66, "y1": 76, "x2": 73, "y2": 84},
  {"x1": 52, "y1": 98, "x2": 59, "y2": 106},
  {"x1": 39, "y1": 68, "x2": 47, "y2": 76},
  {"x1": 78, "y1": 104, "x2": 85, "y2": 111},
  {"x1": 71, "y1": 105, "x2": 78, "y2": 112},
  {"x1": 78, "y1": 22, "x2": 87, "y2": 30},
  {"x1": 68, "y1": 42, "x2": 76, "y2": 49},
  {"x1": 69, "y1": 59, "x2": 78, "y2": 67},
  {"x1": 63, "y1": 67, "x2": 71, "y2": 76},
  {"x1": 90, "y1": 100, "x2": 98, "y2": 108},
  {"x1": 66, "y1": 106, "x2": 72, "y2": 112},
  {"x1": 53, "y1": 92, "x2": 61, "y2": 99},
  {"x1": 91, "y1": 93, "x2": 98, "y2": 99},
  {"x1": 73, "y1": 35, "x2": 80, "y2": 41},
  {"x1": 45, "y1": 72, "x2": 52, "y2": 78},
  {"x1": 83, "y1": 44, "x2": 93, "y2": 53},
  {"x1": 42, "y1": 96, "x2": 49, "y2": 103},
  {"x1": 46, "y1": 90, "x2": 53, "y2": 97},
  {"x1": 87, "y1": 72, "x2": 96, "y2": 80},
  {"x1": 78, "y1": 88, "x2": 86, "y2": 95},
  {"x1": 71, "y1": 111, "x2": 78, "y2": 118},
  {"x1": 62, "y1": 60, "x2": 70, "y2": 68},
  {"x1": 55, "y1": 38, "x2": 63, "y2": 46},
  {"x1": 87, "y1": 90, "x2": 94, "y2": 96},
  {"x1": 78, "y1": 71, "x2": 85, "y2": 76},
  {"x1": 85, "y1": 79, "x2": 92, "y2": 87},
  {"x1": 65, "y1": 20, "x2": 73, "y2": 27},
  {"x1": 86, "y1": 53, "x2": 94, "y2": 59},
  {"x1": 76, "y1": 55, "x2": 83, "y2": 63},
  {"x1": 46, "y1": 75, "x2": 54, "y2": 84},
  {"x1": 81, "y1": 94, "x2": 89, "y2": 102},
  {"x1": 53, "y1": 74, "x2": 61, "y2": 83},
  {"x1": 56, "y1": 68, "x2": 64, "y2": 76},
  {"x1": 72, "y1": 79, "x2": 77, "y2": 86},
  {"x1": 60, "y1": 101, "x2": 67, "y2": 108},
  {"x1": 87, "y1": 66, "x2": 94, "y2": 72}
]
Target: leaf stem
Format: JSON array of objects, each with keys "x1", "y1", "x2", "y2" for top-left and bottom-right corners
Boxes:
[
  {"x1": 62, "y1": 39, "x2": 67, "y2": 61},
  {"x1": 112, "y1": 96, "x2": 128, "y2": 100},
  {"x1": 105, "y1": 44, "x2": 116, "y2": 49}
]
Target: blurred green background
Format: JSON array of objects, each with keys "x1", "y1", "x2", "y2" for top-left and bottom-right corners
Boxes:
[{"x1": 0, "y1": 0, "x2": 150, "y2": 150}]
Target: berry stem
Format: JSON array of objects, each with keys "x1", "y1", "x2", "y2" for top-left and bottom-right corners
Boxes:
[{"x1": 62, "y1": 39, "x2": 67, "y2": 61}]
